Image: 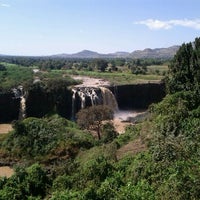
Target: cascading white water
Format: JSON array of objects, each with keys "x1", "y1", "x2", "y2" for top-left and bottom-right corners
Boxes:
[
  {"x1": 12, "y1": 86, "x2": 26, "y2": 120},
  {"x1": 71, "y1": 88, "x2": 76, "y2": 120},
  {"x1": 19, "y1": 95, "x2": 26, "y2": 120},
  {"x1": 71, "y1": 86, "x2": 118, "y2": 119},
  {"x1": 77, "y1": 90, "x2": 86, "y2": 108},
  {"x1": 86, "y1": 88, "x2": 99, "y2": 106},
  {"x1": 72, "y1": 87, "x2": 102, "y2": 109},
  {"x1": 72, "y1": 87, "x2": 102, "y2": 119},
  {"x1": 99, "y1": 87, "x2": 118, "y2": 111},
  {"x1": 18, "y1": 86, "x2": 26, "y2": 120}
]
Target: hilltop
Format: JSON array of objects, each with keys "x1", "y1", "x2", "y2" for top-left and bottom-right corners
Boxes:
[{"x1": 52, "y1": 46, "x2": 179, "y2": 59}]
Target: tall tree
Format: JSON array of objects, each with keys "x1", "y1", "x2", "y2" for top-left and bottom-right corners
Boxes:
[{"x1": 166, "y1": 37, "x2": 200, "y2": 93}]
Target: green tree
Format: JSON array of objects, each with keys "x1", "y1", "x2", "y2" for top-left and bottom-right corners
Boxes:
[
  {"x1": 114, "y1": 58, "x2": 126, "y2": 66},
  {"x1": 128, "y1": 59, "x2": 147, "y2": 75},
  {"x1": 76, "y1": 105, "x2": 113, "y2": 139},
  {"x1": 119, "y1": 180, "x2": 155, "y2": 200},
  {"x1": 101, "y1": 122, "x2": 118, "y2": 143},
  {"x1": 25, "y1": 164, "x2": 49, "y2": 198},
  {"x1": 0, "y1": 164, "x2": 49, "y2": 199},
  {"x1": 93, "y1": 59, "x2": 108, "y2": 72},
  {"x1": 166, "y1": 37, "x2": 200, "y2": 93},
  {"x1": 0, "y1": 64, "x2": 6, "y2": 71}
]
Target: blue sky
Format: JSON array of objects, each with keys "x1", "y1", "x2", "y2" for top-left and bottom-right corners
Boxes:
[{"x1": 0, "y1": 0, "x2": 200, "y2": 56}]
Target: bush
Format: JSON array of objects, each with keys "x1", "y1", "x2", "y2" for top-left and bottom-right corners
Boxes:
[
  {"x1": 0, "y1": 164, "x2": 49, "y2": 199},
  {"x1": 101, "y1": 122, "x2": 118, "y2": 143},
  {"x1": 3, "y1": 115, "x2": 95, "y2": 159}
]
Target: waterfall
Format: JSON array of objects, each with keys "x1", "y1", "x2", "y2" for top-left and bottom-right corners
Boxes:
[
  {"x1": 19, "y1": 95, "x2": 26, "y2": 120},
  {"x1": 72, "y1": 87, "x2": 103, "y2": 108},
  {"x1": 18, "y1": 86, "x2": 26, "y2": 120},
  {"x1": 100, "y1": 87, "x2": 118, "y2": 111},
  {"x1": 71, "y1": 88, "x2": 76, "y2": 120},
  {"x1": 71, "y1": 86, "x2": 118, "y2": 119},
  {"x1": 12, "y1": 86, "x2": 26, "y2": 120},
  {"x1": 71, "y1": 87, "x2": 102, "y2": 119}
]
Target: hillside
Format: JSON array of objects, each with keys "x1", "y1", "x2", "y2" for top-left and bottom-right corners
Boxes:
[
  {"x1": 52, "y1": 46, "x2": 179, "y2": 59},
  {"x1": 131, "y1": 45, "x2": 179, "y2": 59}
]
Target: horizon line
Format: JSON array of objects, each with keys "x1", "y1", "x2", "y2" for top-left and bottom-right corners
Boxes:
[{"x1": 0, "y1": 45, "x2": 180, "y2": 57}]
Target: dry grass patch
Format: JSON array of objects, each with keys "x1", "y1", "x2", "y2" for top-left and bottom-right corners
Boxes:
[
  {"x1": 116, "y1": 138, "x2": 147, "y2": 160},
  {"x1": 0, "y1": 124, "x2": 13, "y2": 134},
  {"x1": 0, "y1": 166, "x2": 14, "y2": 178}
]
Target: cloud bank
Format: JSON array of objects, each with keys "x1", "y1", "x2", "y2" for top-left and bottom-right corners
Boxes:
[
  {"x1": 0, "y1": 3, "x2": 10, "y2": 7},
  {"x1": 135, "y1": 19, "x2": 200, "y2": 30}
]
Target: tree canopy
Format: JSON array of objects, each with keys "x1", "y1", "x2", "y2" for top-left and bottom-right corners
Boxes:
[
  {"x1": 76, "y1": 105, "x2": 114, "y2": 139},
  {"x1": 166, "y1": 37, "x2": 200, "y2": 93}
]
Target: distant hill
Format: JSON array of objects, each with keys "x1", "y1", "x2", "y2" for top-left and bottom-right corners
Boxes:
[
  {"x1": 130, "y1": 46, "x2": 180, "y2": 59},
  {"x1": 52, "y1": 46, "x2": 179, "y2": 59},
  {"x1": 52, "y1": 50, "x2": 102, "y2": 58}
]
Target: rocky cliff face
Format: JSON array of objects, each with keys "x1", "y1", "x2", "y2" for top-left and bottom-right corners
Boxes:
[
  {"x1": 26, "y1": 82, "x2": 166, "y2": 119},
  {"x1": 25, "y1": 82, "x2": 72, "y2": 119},
  {"x1": 0, "y1": 92, "x2": 20, "y2": 123},
  {"x1": 110, "y1": 83, "x2": 165, "y2": 109},
  {"x1": 0, "y1": 82, "x2": 165, "y2": 122}
]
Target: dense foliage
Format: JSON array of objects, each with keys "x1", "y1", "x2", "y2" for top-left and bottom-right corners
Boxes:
[
  {"x1": 166, "y1": 37, "x2": 200, "y2": 93},
  {"x1": 2, "y1": 115, "x2": 94, "y2": 160},
  {"x1": 0, "y1": 63, "x2": 33, "y2": 91},
  {"x1": 0, "y1": 55, "x2": 167, "y2": 74}
]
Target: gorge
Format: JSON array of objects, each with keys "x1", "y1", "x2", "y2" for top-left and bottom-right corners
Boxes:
[{"x1": 0, "y1": 77, "x2": 165, "y2": 123}]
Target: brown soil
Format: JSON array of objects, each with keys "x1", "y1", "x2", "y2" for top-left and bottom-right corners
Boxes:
[
  {"x1": 112, "y1": 119, "x2": 130, "y2": 134},
  {"x1": 116, "y1": 138, "x2": 147, "y2": 160},
  {"x1": 72, "y1": 75, "x2": 110, "y2": 87},
  {"x1": 0, "y1": 166, "x2": 14, "y2": 178},
  {"x1": 0, "y1": 124, "x2": 13, "y2": 134}
]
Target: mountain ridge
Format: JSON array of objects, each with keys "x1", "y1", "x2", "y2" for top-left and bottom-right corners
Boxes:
[{"x1": 52, "y1": 45, "x2": 179, "y2": 59}]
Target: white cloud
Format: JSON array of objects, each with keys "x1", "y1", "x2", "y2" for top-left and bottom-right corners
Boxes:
[
  {"x1": 135, "y1": 19, "x2": 200, "y2": 30},
  {"x1": 1, "y1": 3, "x2": 10, "y2": 7}
]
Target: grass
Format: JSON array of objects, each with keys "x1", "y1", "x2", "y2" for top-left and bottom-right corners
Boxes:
[
  {"x1": 60, "y1": 66, "x2": 166, "y2": 85},
  {"x1": 0, "y1": 62, "x2": 33, "y2": 91},
  {"x1": 146, "y1": 65, "x2": 168, "y2": 75},
  {"x1": 0, "y1": 62, "x2": 168, "y2": 91}
]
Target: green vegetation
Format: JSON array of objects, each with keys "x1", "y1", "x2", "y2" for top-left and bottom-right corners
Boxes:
[
  {"x1": 77, "y1": 105, "x2": 114, "y2": 140},
  {"x1": 0, "y1": 63, "x2": 33, "y2": 91},
  {"x1": 35, "y1": 60, "x2": 166, "y2": 85},
  {"x1": 0, "y1": 62, "x2": 165, "y2": 89},
  {"x1": 64, "y1": 69, "x2": 164, "y2": 85},
  {"x1": 1, "y1": 115, "x2": 94, "y2": 162},
  {"x1": 0, "y1": 62, "x2": 80, "y2": 92},
  {"x1": 1, "y1": 38, "x2": 200, "y2": 199},
  {"x1": 34, "y1": 70, "x2": 81, "y2": 85},
  {"x1": 146, "y1": 65, "x2": 168, "y2": 76},
  {"x1": 0, "y1": 56, "x2": 169, "y2": 86},
  {"x1": 166, "y1": 37, "x2": 200, "y2": 93}
]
